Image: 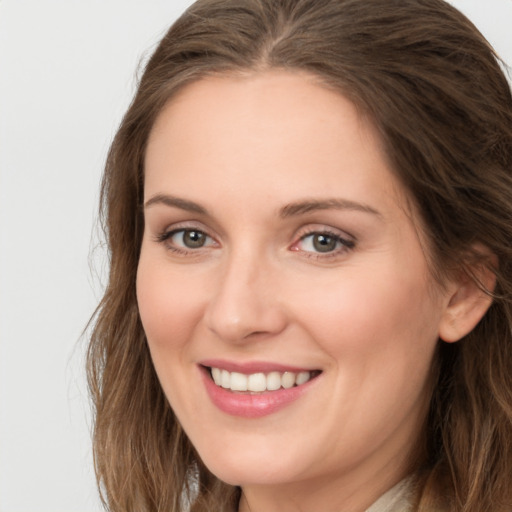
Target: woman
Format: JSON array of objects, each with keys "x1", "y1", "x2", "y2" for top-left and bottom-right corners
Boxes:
[{"x1": 87, "y1": 0, "x2": 512, "y2": 510}]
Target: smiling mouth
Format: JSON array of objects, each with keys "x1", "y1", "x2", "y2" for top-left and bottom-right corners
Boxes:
[{"x1": 206, "y1": 366, "x2": 322, "y2": 393}]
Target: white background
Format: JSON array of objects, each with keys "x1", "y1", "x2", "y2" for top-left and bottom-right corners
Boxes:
[{"x1": 0, "y1": 1, "x2": 510, "y2": 511}]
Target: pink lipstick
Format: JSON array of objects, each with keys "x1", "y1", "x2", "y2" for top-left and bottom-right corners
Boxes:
[{"x1": 199, "y1": 361, "x2": 321, "y2": 418}]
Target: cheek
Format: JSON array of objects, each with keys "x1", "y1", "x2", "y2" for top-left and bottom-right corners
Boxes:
[
  {"x1": 296, "y1": 263, "x2": 441, "y2": 367},
  {"x1": 136, "y1": 254, "x2": 204, "y2": 351},
  {"x1": 136, "y1": 253, "x2": 211, "y2": 419},
  {"x1": 295, "y1": 266, "x2": 441, "y2": 447}
]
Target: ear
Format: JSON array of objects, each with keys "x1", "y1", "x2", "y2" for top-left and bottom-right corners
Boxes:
[{"x1": 438, "y1": 249, "x2": 497, "y2": 343}]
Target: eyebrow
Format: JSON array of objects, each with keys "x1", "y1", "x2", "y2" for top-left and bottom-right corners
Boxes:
[
  {"x1": 144, "y1": 194, "x2": 208, "y2": 215},
  {"x1": 144, "y1": 193, "x2": 381, "y2": 218},
  {"x1": 279, "y1": 198, "x2": 381, "y2": 218}
]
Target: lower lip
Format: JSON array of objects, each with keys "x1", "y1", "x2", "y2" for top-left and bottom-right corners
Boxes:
[{"x1": 200, "y1": 367, "x2": 318, "y2": 418}]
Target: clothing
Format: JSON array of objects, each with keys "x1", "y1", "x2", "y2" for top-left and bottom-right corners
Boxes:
[{"x1": 365, "y1": 476, "x2": 415, "y2": 512}]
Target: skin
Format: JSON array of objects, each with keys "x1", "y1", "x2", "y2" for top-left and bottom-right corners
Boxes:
[{"x1": 136, "y1": 71, "x2": 482, "y2": 512}]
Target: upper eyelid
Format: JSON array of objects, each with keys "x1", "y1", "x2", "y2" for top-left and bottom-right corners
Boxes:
[
  {"x1": 159, "y1": 221, "x2": 214, "y2": 236},
  {"x1": 153, "y1": 218, "x2": 226, "y2": 241},
  {"x1": 300, "y1": 231, "x2": 353, "y2": 243},
  {"x1": 160, "y1": 226, "x2": 216, "y2": 242},
  {"x1": 294, "y1": 232, "x2": 355, "y2": 249},
  {"x1": 294, "y1": 224, "x2": 356, "y2": 242}
]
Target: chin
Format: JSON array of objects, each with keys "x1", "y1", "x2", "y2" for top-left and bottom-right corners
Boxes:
[
  {"x1": 208, "y1": 465, "x2": 295, "y2": 487},
  {"x1": 197, "y1": 444, "x2": 306, "y2": 487}
]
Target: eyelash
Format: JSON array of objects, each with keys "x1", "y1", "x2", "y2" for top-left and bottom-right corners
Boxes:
[
  {"x1": 155, "y1": 227, "x2": 216, "y2": 255},
  {"x1": 292, "y1": 229, "x2": 355, "y2": 260},
  {"x1": 155, "y1": 226, "x2": 356, "y2": 259}
]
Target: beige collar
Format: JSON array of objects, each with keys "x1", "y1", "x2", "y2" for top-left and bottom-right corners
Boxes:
[{"x1": 365, "y1": 476, "x2": 415, "y2": 512}]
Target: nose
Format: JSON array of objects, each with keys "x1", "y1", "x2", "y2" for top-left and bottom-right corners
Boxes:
[{"x1": 204, "y1": 250, "x2": 288, "y2": 343}]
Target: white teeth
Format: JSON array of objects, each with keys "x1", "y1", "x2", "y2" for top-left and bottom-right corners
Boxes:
[
  {"x1": 281, "y1": 372, "x2": 295, "y2": 389},
  {"x1": 209, "y1": 367, "x2": 315, "y2": 392},
  {"x1": 296, "y1": 371, "x2": 310, "y2": 386},
  {"x1": 230, "y1": 372, "x2": 248, "y2": 391},
  {"x1": 211, "y1": 367, "x2": 222, "y2": 386},
  {"x1": 266, "y1": 371, "x2": 282, "y2": 391},
  {"x1": 248, "y1": 373, "x2": 267, "y2": 392},
  {"x1": 221, "y1": 369, "x2": 231, "y2": 389}
]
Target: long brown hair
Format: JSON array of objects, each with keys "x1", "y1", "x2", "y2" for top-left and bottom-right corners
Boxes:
[{"x1": 87, "y1": 1, "x2": 512, "y2": 510}]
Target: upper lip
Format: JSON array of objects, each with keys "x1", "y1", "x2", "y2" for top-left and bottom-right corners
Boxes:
[{"x1": 200, "y1": 359, "x2": 319, "y2": 374}]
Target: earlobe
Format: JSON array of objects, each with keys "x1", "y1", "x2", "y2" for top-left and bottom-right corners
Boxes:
[{"x1": 438, "y1": 256, "x2": 497, "y2": 343}]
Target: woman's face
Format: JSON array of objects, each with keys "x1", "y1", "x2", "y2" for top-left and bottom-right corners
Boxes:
[{"x1": 137, "y1": 71, "x2": 452, "y2": 508}]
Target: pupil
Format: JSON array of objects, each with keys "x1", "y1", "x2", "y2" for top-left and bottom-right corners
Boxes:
[
  {"x1": 184, "y1": 230, "x2": 205, "y2": 248},
  {"x1": 313, "y1": 234, "x2": 337, "y2": 253}
]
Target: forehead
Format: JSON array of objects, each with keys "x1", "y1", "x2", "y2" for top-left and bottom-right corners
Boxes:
[
  {"x1": 144, "y1": 71, "x2": 411, "y2": 219},
  {"x1": 147, "y1": 71, "x2": 372, "y2": 150}
]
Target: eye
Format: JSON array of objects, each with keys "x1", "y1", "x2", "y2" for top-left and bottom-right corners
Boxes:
[
  {"x1": 157, "y1": 228, "x2": 217, "y2": 252},
  {"x1": 301, "y1": 233, "x2": 340, "y2": 253},
  {"x1": 291, "y1": 229, "x2": 355, "y2": 256},
  {"x1": 174, "y1": 229, "x2": 209, "y2": 248}
]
